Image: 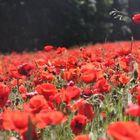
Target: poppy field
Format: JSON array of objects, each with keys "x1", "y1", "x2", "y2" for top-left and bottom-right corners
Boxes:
[{"x1": 0, "y1": 41, "x2": 140, "y2": 140}]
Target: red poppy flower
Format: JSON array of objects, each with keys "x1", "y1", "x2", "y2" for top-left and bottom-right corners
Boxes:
[
  {"x1": 0, "y1": 83, "x2": 10, "y2": 107},
  {"x1": 67, "y1": 56, "x2": 78, "y2": 68},
  {"x1": 9, "y1": 67, "x2": 23, "y2": 79},
  {"x1": 52, "y1": 58, "x2": 66, "y2": 70},
  {"x1": 118, "y1": 74, "x2": 130, "y2": 85},
  {"x1": 73, "y1": 134, "x2": 91, "y2": 140},
  {"x1": 35, "y1": 111, "x2": 67, "y2": 128},
  {"x1": 18, "y1": 63, "x2": 34, "y2": 76},
  {"x1": 40, "y1": 71, "x2": 54, "y2": 82},
  {"x1": 125, "y1": 103, "x2": 140, "y2": 117},
  {"x1": 55, "y1": 47, "x2": 67, "y2": 54},
  {"x1": 61, "y1": 70, "x2": 73, "y2": 81},
  {"x1": 117, "y1": 48, "x2": 131, "y2": 57},
  {"x1": 119, "y1": 57, "x2": 132, "y2": 72},
  {"x1": 82, "y1": 49, "x2": 91, "y2": 60},
  {"x1": 36, "y1": 83, "x2": 57, "y2": 100},
  {"x1": 79, "y1": 103, "x2": 94, "y2": 121},
  {"x1": 3, "y1": 110, "x2": 38, "y2": 140},
  {"x1": 73, "y1": 100, "x2": 95, "y2": 121},
  {"x1": 44, "y1": 45, "x2": 54, "y2": 52},
  {"x1": 2, "y1": 110, "x2": 30, "y2": 134},
  {"x1": 82, "y1": 88, "x2": 93, "y2": 97},
  {"x1": 133, "y1": 14, "x2": 140, "y2": 24},
  {"x1": 81, "y1": 69, "x2": 96, "y2": 84},
  {"x1": 92, "y1": 78, "x2": 111, "y2": 93},
  {"x1": 70, "y1": 114, "x2": 87, "y2": 135},
  {"x1": 24, "y1": 95, "x2": 52, "y2": 114},
  {"x1": 107, "y1": 121, "x2": 140, "y2": 140},
  {"x1": 35, "y1": 58, "x2": 47, "y2": 66},
  {"x1": 50, "y1": 89, "x2": 67, "y2": 105},
  {"x1": 66, "y1": 86, "x2": 81, "y2": 101},
  {"x1": 104, "y1": 59, "x2": 115, "y2": 68}
]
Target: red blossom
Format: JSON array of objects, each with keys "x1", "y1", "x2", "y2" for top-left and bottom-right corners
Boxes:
[
  {"x1": 70, "y1": 114, "x2": 87, "y2": 135},
  {"x1": 35, "y1": 111, "x2": 67, "y2": 128},
  {"x1": 0, "y1": 83, "x2": 10, "y2": 108},
  {"x1": 73, "y1": 135, "x2": 91, "y2": 140},
  {"x1": 24, "y1": 95, "x2": 52, "y2": 114},
  {"x1": 81, "y1": 69, "x2": 96, "y2": 84},
  {"x1": 72, "y1": 100, "x2": 95, "y2": 121},
  {"x1": 18, "y1": 63, "x2": 34, "y2": 76},
  {"x1": 125, "y1": 103, "x2": 140, "y2": 117},
  {"x1": 66, "y1": 86, "x2": 81, "y2": 100},
  {"x1": 36, "y1": 83, "x2": 57, "y2": 100},
  {"x1": 3, "y1": 110, "x2": 29, "y2": 134},
  {"x1": 44, "y1": 45, "x2": 54, "y2": 52},
  {"x1": 92, "y1": 78, "x2": 111, "y2": 94},
  {"x1": 133, "y1": 14, "x2": 140, "y2": 24},
  {"x1": 107, "y1": 121, "x2": 140, "y2": 140}
]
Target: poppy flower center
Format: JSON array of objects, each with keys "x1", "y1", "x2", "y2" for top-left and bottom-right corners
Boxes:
[{"x1": 75, "y1": 121, "x2": 83, "y2": 129}]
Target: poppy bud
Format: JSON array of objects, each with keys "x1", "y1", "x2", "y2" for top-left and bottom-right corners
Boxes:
[{"x1": 133, "y1": 14, "x2": 140, "y2": 24}]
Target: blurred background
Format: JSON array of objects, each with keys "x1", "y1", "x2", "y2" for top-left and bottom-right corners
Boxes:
[{"x1": 0, "y1": 0, "x2": 140, "y2": 52}]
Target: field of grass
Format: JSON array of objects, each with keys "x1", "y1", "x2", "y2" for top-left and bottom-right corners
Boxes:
[{"x1": 0, "y1": 41, "x2": 140, "y2": 140}]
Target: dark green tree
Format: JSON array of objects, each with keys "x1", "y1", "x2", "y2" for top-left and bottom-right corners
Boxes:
[{"x1": 0, "y1": 0, "x2": 140, "y2": 52}]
